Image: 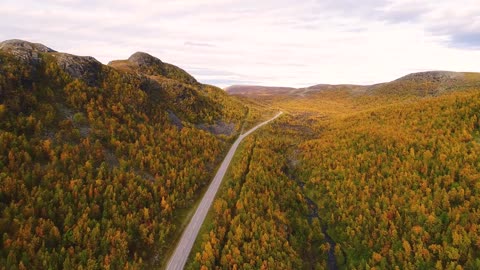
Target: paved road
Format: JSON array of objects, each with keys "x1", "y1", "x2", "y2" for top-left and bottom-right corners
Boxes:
[{"x1": 166, "y1": 112, "x2": 283, "y2": 270}]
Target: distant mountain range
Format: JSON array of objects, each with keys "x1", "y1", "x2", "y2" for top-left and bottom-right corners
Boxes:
[{"x1": 226, "y1": 71, "x2": 480, "y2": 97}]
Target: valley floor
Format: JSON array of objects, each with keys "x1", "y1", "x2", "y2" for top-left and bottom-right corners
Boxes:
[{"x1": 189, "y1": 87, "x2": 480, "y2": 269}]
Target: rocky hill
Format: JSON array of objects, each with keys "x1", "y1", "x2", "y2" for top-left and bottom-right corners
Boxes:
[
  {"x1": 109, "y1": 51, "x2": 197, "y2": 85},
  {"x1": 0, "y1": 39, "x2": 247, "y2": 269}
]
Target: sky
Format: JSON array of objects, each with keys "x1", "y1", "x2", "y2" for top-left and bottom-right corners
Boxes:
[{"x1": 1, "y1": 0, "x2": 479, "y2": 88}]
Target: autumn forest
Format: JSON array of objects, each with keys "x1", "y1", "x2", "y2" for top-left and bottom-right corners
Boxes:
[{"x1": 1, "y1": 39, "x2": 480, "y2": 270}]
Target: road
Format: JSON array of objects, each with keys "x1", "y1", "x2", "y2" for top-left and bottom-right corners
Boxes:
[{"x1": 166, "y1": 112, "x2": 283, "y2": 270}]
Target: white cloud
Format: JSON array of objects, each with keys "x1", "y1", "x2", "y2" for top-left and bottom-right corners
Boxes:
[{"x1": 0, "y1": 0, "x2": 479, "y2": 87}]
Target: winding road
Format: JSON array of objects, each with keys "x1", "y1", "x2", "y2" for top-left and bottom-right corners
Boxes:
[{"x1": 166, "y1": 112, "x2": 283, "y2": 270}]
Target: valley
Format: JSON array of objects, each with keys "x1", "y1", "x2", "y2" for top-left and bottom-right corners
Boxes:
[
  {"x1": 187, "y1": 72, "x2": 480, "y2": 269},
  {"x1": 1, "y1": 39, "x2": 480, "y2": 269}
]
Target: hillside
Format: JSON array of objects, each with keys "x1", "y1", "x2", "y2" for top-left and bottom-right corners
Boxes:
[
  {"x1": 2, "y1": 38, "x2": 480, "y2": 270},
  {"x1": 108, "y1": 52, "x2": 197, "y2": 85},
  {"x1": 205, "y1": 71, "x2": 480, "y2": 269},
  {"x1": 0, "y1": 39, "x2": 252, "y2": 269},
  {"x1": 226, "y1": 71, "x2": 480, "y2": 99},
  {"x1": 296, "y1": 90, "x2": 480, "y2": 269},
  {"x1": 189, "y1": 88, "x2": 480, "y2": 269},
  {"x1": 367, "y1": 71, "x2": 480, "y2": 96}
]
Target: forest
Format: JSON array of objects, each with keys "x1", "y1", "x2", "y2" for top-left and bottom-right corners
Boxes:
[
  {"x1": 217, "y1": 77, "x2": 480, "y2": 269},
  {"x1": 1, "y1": 39, "x2": 480, "y2": 270},
  {"x1": 0, "y1": 42, "x2": 254, "y2": 269},
  {"x1": 187, "y1": 119, "x2": 328, "y2": 269},
  {"x1": 298, "y1": 90, "x2": 480, "y2": 269}
]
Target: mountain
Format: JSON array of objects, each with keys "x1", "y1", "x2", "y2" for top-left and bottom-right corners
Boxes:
[
  {"x1": 226, "y1": 84, "x2": 364, "y2": 97},
  {"x1": 367, "y1": 71, "x2": 480, "y2": 96},
  {"x1": 225, "y1": 85, "x2": 297, "y2": 96},
  {"x1": 2, "y1": 39, "x2": 480, "y2": 270},
  {"x1": 226, "y1": 71, "x2": 480, "y2": 98},
  {"x1": 0, "y1": 39, "x2": 248, "y2": 268},
  {"x1": 108, "y1": 51, "x2": 197, "y2": 85},
  {"x1": 0, "y1": 39, "x2": 103, "y2": 86}
]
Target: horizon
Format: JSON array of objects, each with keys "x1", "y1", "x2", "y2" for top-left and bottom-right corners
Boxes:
[
  {"x1": 1, "y1": 37, "x2": 477, "y2": 89},
  {"x1": 1, "y1": 0, "x2": 479, "y2": 88}
]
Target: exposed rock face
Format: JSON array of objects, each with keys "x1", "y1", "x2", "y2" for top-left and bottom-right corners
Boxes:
[
  {"x1": 0, "y1": 39, "x2": 56, "y2": 64},
  {"x1": 197, "y1": 121, "x2": 236, "y2": 136},
  {"x1": 0, "y1": 39, "x2": 55, "y2": 53},
  {"x1": 0, "y1": 39, "x2": 103, "y2": 86},
  {"x1": 168, "y1": 110, "x2": 183, "y2": 130},
  {"x1": 128, "y1": 51, "x2": 164, "y2": 67},
  {"x1": 125, "y1": 51, "x2": 197, "y2": 84},
  {"x1": 52, "y1": 53, "x2": 103, "y2": 86}
]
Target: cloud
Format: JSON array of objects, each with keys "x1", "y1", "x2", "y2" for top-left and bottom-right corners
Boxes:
[
  {"x1": 447, "y1": 31, "x2": 480, "y2": 49},
  {"x1": 184, "y1": 41, "x2": 216, "y2": 48},
  {"x1": 370, "y1": 0, "x2": 480, "y2": 50},
  {"x1": 0, "y1": 0, "x2": 479, "y2": 87},
  {"x1": 186, "y1": 67, "x2": 239, "y2": 77},
  {"x1": 379, "y1": 1, "x2": 431, "y2": 23},
  {"x1": 421, "y1": 1, "x2": 480, "y2": 50},
  {"x1": 306, "y1": 0, "x2": 480, "y2": 50}
]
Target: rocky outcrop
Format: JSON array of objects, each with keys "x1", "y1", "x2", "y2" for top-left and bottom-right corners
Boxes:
[
  {"x1": 197, "y1": 121, "x2": 236, "y2": 136},
  {"x1": 0, "y1": 39, "x2": 56, "y2": 64},
  {"x1": 52, "y1": 53, "x2": 103, "y2": 86},
  {"x1": 128, "y1": 51, "x2": 164, "y2": 68},
  {"x1": 123, "y1": 51, "x2": 197, "y2": 85},
  {"x1": 168, "y1": 110, "x2": 183, "y2": 130},
  {"x1": 0, "y1": 39, "x2": 103, "y2": 86}
]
